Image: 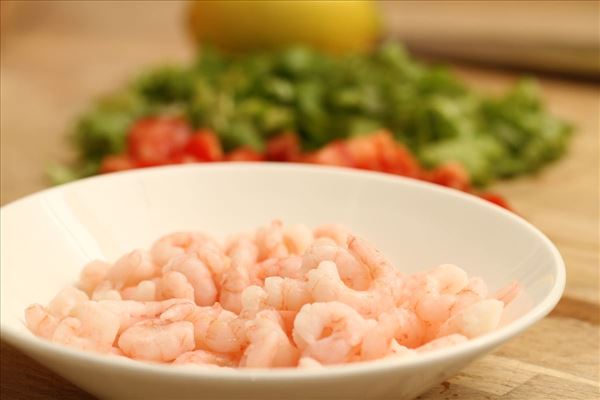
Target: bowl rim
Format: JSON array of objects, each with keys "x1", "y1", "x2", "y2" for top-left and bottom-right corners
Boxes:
[{"x1": 0, "y1": 163, "x2": 566, "y2": 380}]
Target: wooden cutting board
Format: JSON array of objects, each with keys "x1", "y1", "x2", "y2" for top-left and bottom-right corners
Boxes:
[{"x1": 1, "y1": 2, "x2": 598, "y2": 399}]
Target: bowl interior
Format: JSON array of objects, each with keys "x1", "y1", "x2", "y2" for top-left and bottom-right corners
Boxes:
[{"x1": 1, "y1": 164, "x2": 562, "y2": 356}]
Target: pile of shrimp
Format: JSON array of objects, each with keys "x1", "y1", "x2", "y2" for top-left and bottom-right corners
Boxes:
[{"x1": 25, "y1": 221, "x2": 519, "y2": 369}]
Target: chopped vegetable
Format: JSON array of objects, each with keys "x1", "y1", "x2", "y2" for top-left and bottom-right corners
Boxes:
[{"x1": 57, "y1": 43, "x2": 571, "y2": 186}]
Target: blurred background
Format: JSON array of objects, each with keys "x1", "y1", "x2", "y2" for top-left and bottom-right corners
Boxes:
[
  {"x1": 1, "y1": 0, "x2": 598, "y2": 204},
  {"x1": 0, "y1": 1, "x2": 598, "y2": 399},
  {"x1": 1, "y1": 1, "x2": 599, "y2": 203}
]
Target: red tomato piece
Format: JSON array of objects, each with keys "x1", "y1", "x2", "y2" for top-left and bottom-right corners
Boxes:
[
  {"x1": 225, "y1": 147, "x2": 265, "y2": 162},
  {"x1": 266, "y1": 132, "x2": 301, "y2": 162},
  {"x1": 100, "y1": 154, "x2": 137, "y2": 173},
  {"x1": 128, "y1": 117, "x2": 192, "y2": 166},
  {"x1": 344, "y1": 134, "x2": 381, "y2": 171},
  {"x1": 185, "y1": 130, "x2": 223, "y2": 162},
  {"x1": 480, "y1": 193, "x2": 512, "y2": 210},
  {"x1": 426, "y1": 162, "x2": 471, "y2": 191},
  {"x1": 372, "y1": 131, "x2": 422, "y2": 177},
  {"x1": 302, "y1": 141, "x2": 355, "y2": 167}
]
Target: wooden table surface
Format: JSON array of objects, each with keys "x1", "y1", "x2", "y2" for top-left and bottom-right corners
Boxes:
[{"x1": 1, "y1": 2, "x2": 598, "y2": 399}]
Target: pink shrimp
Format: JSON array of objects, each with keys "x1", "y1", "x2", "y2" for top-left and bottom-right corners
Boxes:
[
  {"x1": 241, "y1": 310, "x2": 299, "y2": 368},
  {"x1": 360, "y1": 308, "x2": 425, "y2": 360},
  {"x1": 150, "y1": 231, "x2": 213, "y2": 267},
  {"x1": 416, "y1": 334, "x2": 468, "y2": 353},
  {"x1": 437, "y1": 299, "x2": 504, "y2": 339},
  {"x1": 164, "y1": 302, "x2": 246, "y2": 354},
  {"x1": 347, "y1": 235, "x2": 402, "y2": 297},
  {"x1": 240, "y1": 285, "x2": 300, "y2": 337},
  {"x1": 282, "y1": 224, "x2": 314, "y2": 255},
  {"x1": 202, "y1": 309, "x2": 246, "y2": 354},
  {"x1": 255, "y1": 220, "x2": 288, "y2": 260},
  {"x1": 493, "y1": 281, "x2": 521, "y2": 306},
  {"x1": 219, "y1": 236, "x2": 258, "y2": 313},
  {"x1": 156, "y1": 271, "x2": 195, "y2": 302},
  {"x1": 99, "y1": 298, "x2": 192, "y2": 333},
  {"x1": 47, "y1": 287, "x2": 89, "y2": 319},
  {"x1": 449, "y1": 277, "x2": 489, "y2": 316},
  {"x1": 360, "y1": 313, "x2": 397, "y2": 361},
  {"x1": 293, "y1": 301, "x2": 369, "y2": 365},
  {"x1": 251, "y1": 256, "x2": 304, "y2": 285},
  {"x1": 387, "y1": 340, "x2": 417, "y2": 359},
  {"x1": 91, "y1": 280, "x2": 122, "y2": 301},
  {"x1": 163, "y1": 255, "x2": 217, "y2": 306},
  {"x1": 301, "y1": 240, "x2": 371, "y2": 290},
  {"x1": 121, "y1": 279, "x2": 158, "y2": 301},
  {"x1": 298, "y1": 356, "x2": 323, "y2": 368},
  {"x1": 52, "y1": 301, "x2": 120, "y2": 353},
  {"x1": 306, "y1": 261, "x2": 394, "y2": 318},
  {"x1": 313, "y1": 223, "x2": 350, "y2": 246},
  {"x1": 25, "y1": 304, "x2": 59, "y2": 339},
  {"x1": 118, "y1": 318, "x2": 195, "y2": 362},
  {"x1": 263, "y1": 276, "x2": 312, "y2": 312},
  {"x1": 105, "y1": 250, "x2": 159, "y2": 290},
  {"x1": 78, "y1": 260, "x2": 111, "y2": 295},
  {"x1": 404, "y1": 267, "x2": 482, "y2": 339},
  {"x1": 173, "y1": 349, "x2": 238, "y2": 367}
]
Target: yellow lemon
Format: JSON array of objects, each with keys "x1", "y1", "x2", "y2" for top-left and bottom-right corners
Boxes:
[{"x1": 187, "y1": 0, "x2": 381, "y2": 54}]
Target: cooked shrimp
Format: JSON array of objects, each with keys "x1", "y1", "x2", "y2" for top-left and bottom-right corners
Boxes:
[
  {"x1": 313, "y1": 224, "x2": 350, "y2": 246},
  {"x1": 293, "y1": 301, "x2": 369, "y2": 365},
  {"x1": 360, "y1": 313, "x2": 397, "y2": 361},
  {"x1": 25, "y1": 304, "x2": 59, "y2": 339},
  {"x1": 425, "y1": 264, "x2": 469, "y2": 295},
  {"x1": 241, "y1": 310, "x2": 299, "y2": 368},
  {"x1": 416, "y1": 334, "x2": 468, "y2": 353},
  {"x1": 91, "y1": 280, "x2": 122, "y2": 301},
  {"x1": 163, "y1": 255, "x2": 217, "y2": 306},
  {"x1": 391, "y1": 308, "x2": 426, "y2": 348},
  {"x1": 437, "y1": 299, "x2": 504, "y2": 339},
  {"x1": 450, "y1": 277, "x2": 488, "y2": 316},
  {"x1": 47, "y1": 287, "x2": 89, "y2": 319},
  {"x1": 409, "y1": 268, "x2": 482, "y2": 333},
  {"x1": 189, "y1": 239, "x2": 230, "y2": 279},
  {"x1": 264, "y1": 276, "x2": 312, "y2": 312},
  {"x1": 26, "y1": 221, "x2": 518, "y2": 368},
  {"x1": 99, "y1": 298, "x2": 192, "y2": 333},
  {"x1": 118, "y1": 319, "x2": 195, "y2": 362},
  {"x1": 151, "y1": 232, "x2": 213, "y2": 267},
  {"x1": 168, "y1": 302, "x2": 246, "y2": 354},
  {"x1": 156, "y1": 271, "x2": 195, "y2": 301},
  {"x1": 255, "y1": 220, "x2": 288, "y2": 260},
  {"x1": 220, "y1": 236, "x2": 258, "y2": 313},
  {"x1": 301, "y1": 240, "x2": 371, "y2": 290},
  {"x1": 240, "y1": 285, "x2": 300, "y2": 336},
  {"x1": 251, "y1": 256, "x2": 303, "y2": 284},
  {"x1": 283, "y1": 224, "x2": 314, "y2": 255},
  {"x1": 105, "y1": 250, "x2": 158, "y2": 290},
  {"x1": 241, "y1": 285, "x2": 269, "y2": 312},
  {"x1": 360, "y1": 307, "x2": 425, "y2": 360},
  {"x1": 158, "y1": 301, "x2": 199, "y2": 323},
  {"x1": 298, "y1": 356, "x2": 323, "y2": 368},
  {"x1": 121, "y1": 279, "x2": 158, "y2": 301},
  {"x1": 173, "y1": 349, "x2": 238, "y2": 367},
  {"x1": 347, "y1": 235, "x2": 401, "y2": 297},
  {"x1": 387, "y1": 339, "x2": 416, "y2": 358},
  {"x1": 493, "y1": 281, "x2": 521, "y2": 306},
  {"x1": 78, "y1": 260, "x2": 111, "y2": 295},
  {"x1": 203, "y1": 309, "x2": 246, "y2": 354},
  {"x1": 52, "y1": 301, "x2": 120, "y2": 353},
  {"x1": 307, "y1": 261, "x2": 394, "y2": 318}
]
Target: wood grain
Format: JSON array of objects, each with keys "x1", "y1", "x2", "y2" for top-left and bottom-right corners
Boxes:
[{"x1": 1, "y1": 2, "x2": 598, "y2": 399}]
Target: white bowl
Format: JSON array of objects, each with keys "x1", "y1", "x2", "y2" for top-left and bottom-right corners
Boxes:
[{"x1": 0, "y1": 164, "x2": 565, "y2": 400}]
